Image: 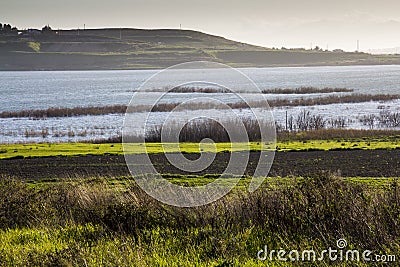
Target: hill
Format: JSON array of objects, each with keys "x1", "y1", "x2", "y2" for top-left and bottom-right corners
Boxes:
[{"x1": 1, "y1": 28, "x2": 400, "y2": 70}]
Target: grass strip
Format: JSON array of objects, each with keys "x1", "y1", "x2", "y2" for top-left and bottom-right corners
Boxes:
[{"x1": 0, "y1": 138, "x2": 399, "y2": 159}]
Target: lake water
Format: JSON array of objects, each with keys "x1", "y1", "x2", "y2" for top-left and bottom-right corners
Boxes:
[{"x1": 1, "y1": 65, "x2": 400, "y2": 143}]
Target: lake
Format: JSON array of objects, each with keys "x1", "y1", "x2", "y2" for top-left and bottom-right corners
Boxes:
[{"x1": 1, "y1": 65, "x2": 400, "y2": 143}]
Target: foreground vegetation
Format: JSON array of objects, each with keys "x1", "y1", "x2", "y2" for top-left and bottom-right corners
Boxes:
[{"x1": 0, "y1": 174, "x2": 398, "y2": 266}]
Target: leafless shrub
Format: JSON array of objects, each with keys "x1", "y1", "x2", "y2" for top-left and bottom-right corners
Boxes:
[
  {"x1": 359, "y1": 114, "x2": 377, "y2": 129},
  {"x1": 145, "y1": 117, "x2": 274, "y2": 142},
  {"x1": 359, "y1": 111, "x2": 400, "y2": 129},
  {"x1": 328, "y1": 117, "x2": 347, "y2": 128},
  {"x1": 377, "y1": 110, "x2": 400, "y2": 128},
  {"x1": 287, "y1": 110, "x2": 327, "y2": 131}
]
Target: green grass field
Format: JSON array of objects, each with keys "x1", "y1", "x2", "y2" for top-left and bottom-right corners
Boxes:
[{"x1": 0, "y1": 137, "x2": 399, "y2": 159}]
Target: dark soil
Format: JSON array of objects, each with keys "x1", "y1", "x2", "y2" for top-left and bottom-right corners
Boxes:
[{"x1": 1, "y1": 150, "x2": 399, "y2": 180}]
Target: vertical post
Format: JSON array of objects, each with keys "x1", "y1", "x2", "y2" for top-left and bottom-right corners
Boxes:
[{"x1": 285, "y1": 111, "x2": 288, "y2": 132}]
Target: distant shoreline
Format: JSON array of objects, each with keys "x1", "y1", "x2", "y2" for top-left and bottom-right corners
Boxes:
[
  {"x1": 2, "y1": 28, "x2": 400, "y2": 71},
  {"x1": 1, "y1": 63, "x2": 400, "y2": 72}
]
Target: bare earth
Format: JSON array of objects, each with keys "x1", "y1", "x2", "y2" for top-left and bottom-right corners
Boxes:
[{"x1": 0, "y1": 150, "x2": 399, "y2": 180}]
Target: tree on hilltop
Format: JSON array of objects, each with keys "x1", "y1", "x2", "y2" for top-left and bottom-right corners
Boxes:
[{"x1": 42, "y1": 25, "x2": 54, "y2": 34}]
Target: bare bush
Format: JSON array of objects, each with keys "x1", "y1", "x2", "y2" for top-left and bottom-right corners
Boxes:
[
  {"x1": 145, "y1": 117, "x2": 274, "y2": 142},
  {"x1": 359, "y1": 114, "x2": 377, "y2": 129},
  {"x1": 328, "y1": 117, "x2": 347, "y2": 128},
  {"x1": 286, "y1": 110, "x2": 327, "y2": 131},
  {"x1": 377, "y1": 110, "x2": 400, "y2": 128}
]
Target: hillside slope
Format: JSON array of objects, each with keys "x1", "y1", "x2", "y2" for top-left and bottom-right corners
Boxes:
[{"x1": 1, "y1": 28, "x2": 400, "y2": 70}]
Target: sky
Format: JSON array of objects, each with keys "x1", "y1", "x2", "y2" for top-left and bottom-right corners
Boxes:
[{"x1": 2, "y1": 0, "x2": 400, "y2": 52}]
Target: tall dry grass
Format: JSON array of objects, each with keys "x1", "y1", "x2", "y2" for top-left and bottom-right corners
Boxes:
[
  {"x1": 0, "y1": 105, "x2": 127, "y2": 119},
  {"x1": 262, "y1": 86, "x2": 353, "y2": 94},
  {"x1": 147, "y1": 86, "x2": 353, "y2": 94},
  {"x1": 0, "y1": 173, "x2": 399, "y2": 250},
  {"x1": 269, "y1": 94, "x2": 399, "y2": 107}
]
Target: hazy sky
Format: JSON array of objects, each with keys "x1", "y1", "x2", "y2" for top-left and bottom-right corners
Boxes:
[{"x1": 2, "y1": 0, "x2": 400, "y2": 51}]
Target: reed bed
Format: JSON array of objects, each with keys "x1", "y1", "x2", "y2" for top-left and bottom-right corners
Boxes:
[
  {"x1": 1, "y1": 94, "x2": 399, "y2": 119},
  {"x1": 147, "y1": 86, "x2": 230, "y2": 93},
  {"x1": 262, "y1": 86, "x2": 353, "y2": 94},
  {"x1": 269, "y1": 94, "x2": 400, "y2": 107},
  {"x1": 0, "y1": 105, "x2": 127, "y2": 119},
  {"x1": 146, "y1": 86, "x2": 354, "y2": 94}
]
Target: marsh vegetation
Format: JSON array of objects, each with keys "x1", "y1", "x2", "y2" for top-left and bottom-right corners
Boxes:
[
  {"x1": 0, "y1": 93, "x2": 398, "y2": 119},
  {"x1": 0, "y1": 173, "x2": 398, "y2": 266}
]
